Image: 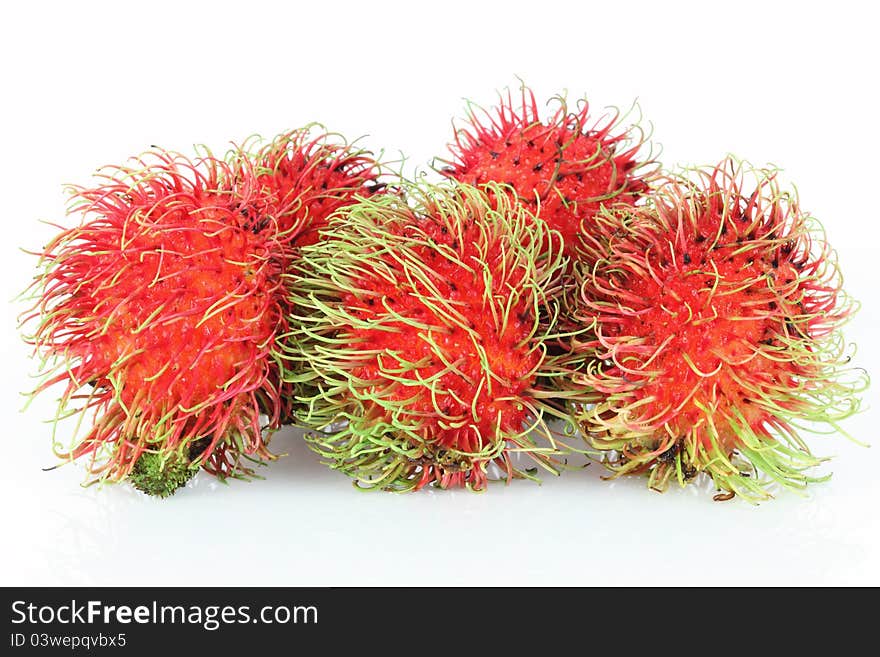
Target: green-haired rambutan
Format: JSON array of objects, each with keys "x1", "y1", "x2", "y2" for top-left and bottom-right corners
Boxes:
[
  {"x1": 20, "y1": 150, "x2": 289, "y2": 495},
  {"x1": 439, "y1": 84, "x2": 655, "y2": 260},
  {"x1": 571, "y1": 157, "x2": 867, "y2": 501},
  {"x1": 283, "y1": 182, "x2": 588, "y2": 491}
]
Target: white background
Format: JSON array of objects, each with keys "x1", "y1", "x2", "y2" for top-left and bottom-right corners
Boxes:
[{"x1": 1, "y1": 0, "x2": 877, "y2": 586}]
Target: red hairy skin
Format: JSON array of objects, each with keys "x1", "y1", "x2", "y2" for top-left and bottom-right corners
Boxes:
[
  {"x1": 286, "y1": 183, "x2": 585, "y2": 492},
  {"x1": 342, "y1": 218, "x2": 540, "y2": 469},
  {"x1": 239, "y1": 127, "x2": 384, "y2": 248},
  {"x1": 441, "y1": 85, "x2": 655, "y2": 260},
  {"x1": 342, "y1": 225, "x2": 539, "y2": 491},
  {"x1": 21, "y1": 151, "x2": 289, "y2": 483},
  {"x1": 571, "y1": 158, "x2": 866, "y2": 501}
]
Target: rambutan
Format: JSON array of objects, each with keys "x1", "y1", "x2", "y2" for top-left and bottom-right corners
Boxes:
[
  {"x1": 232, "y1": 127, "x2": 386, "y2": 424},
  {"x1": 439, "y1": 84, "x2": 655, "y2": 260},
  {"x1": 21, "y1": 149, "x2": 289, "y2": 495},
  {"x1": 236, "y1": 126, "x2": 384, "y2": 249},
  {"x1": 571, "y1": 158, "x2": 867, "y2": 501},
  {"x1": 283, "y1": 182, "x2": 587, "y2": 491}
]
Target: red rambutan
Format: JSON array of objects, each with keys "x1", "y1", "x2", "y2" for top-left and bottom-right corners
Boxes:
[
  {"x1": 232, "y1": 127, "x2": 387, "y2": 424},
  {"x1": 284, "y1": 182, "x2": 588, "y2": 491},
  {"x1": 235, "y1": 126, "x2": 384, "y2": 249},
  {"x1": 21, "y1": 149, "x2": 289, "y2": 495},
  {"x1": 440, "y1": 84, "x2": 655, "y2": 260},
  {"x1": 571, "y1": 157, "x2": 867, "y2": 501}
]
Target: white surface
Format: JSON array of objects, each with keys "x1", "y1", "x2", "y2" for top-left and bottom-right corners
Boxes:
[{"x1": 1, "y1": 0, "x2": 877, "y2": 586}]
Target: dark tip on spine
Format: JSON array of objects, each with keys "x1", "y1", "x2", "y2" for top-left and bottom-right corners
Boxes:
[
  {"x1": 490, "y1": 151, "x2": 500, "y2": 160},
  {"x1": 682, "y1": 253, "x2": 691, "y2": 265},
  {"x1": 533, "y1": 163, "x2": 544, "y2": 172}
]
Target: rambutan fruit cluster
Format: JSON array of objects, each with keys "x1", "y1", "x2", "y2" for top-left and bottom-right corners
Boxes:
[
  {"x1": 282, "y1": 182, "x2": 590, "y2": 491},
  {"x1": 20, "y1": 82, "x2": 867, "y2": 503}
]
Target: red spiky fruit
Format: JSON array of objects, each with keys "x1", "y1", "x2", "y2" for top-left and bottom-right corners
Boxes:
[
  {"x1": 285, "y1": 182, "x2": 587, "y2": 491},
  {"x1": 441, "y1": 85, "x2": 654, "y2": 260},
  {"x1": 239, "y1": 127, "x2": 384, "y2": 249},
  {"x1": 21, "y1": 150, "x2": 288, "y2": 492},
  {"x1": 572, "y1": 158, "x2": 866, "y2": 501}
]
